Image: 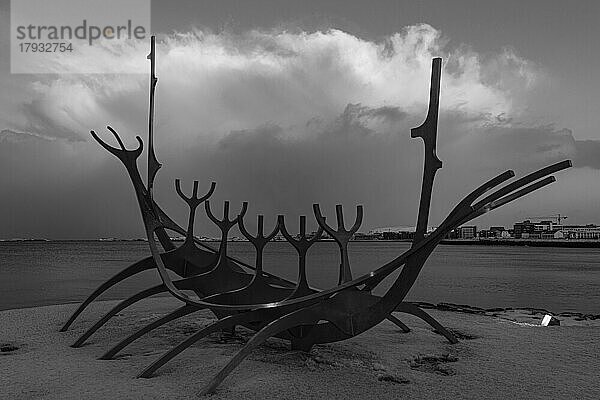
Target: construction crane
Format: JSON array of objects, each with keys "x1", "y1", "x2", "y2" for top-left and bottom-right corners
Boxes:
[{"x1": 525, "y1": 214, "x2": 568, "y2": 224}]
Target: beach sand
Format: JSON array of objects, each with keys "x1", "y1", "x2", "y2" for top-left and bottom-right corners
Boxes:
[{"x1": 1, "y1": 298, "x2": 599, "y2": 399}]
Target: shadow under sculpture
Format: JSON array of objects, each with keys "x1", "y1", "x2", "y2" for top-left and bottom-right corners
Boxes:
[{"x1": 61, "y1": 36, "x2": 572, "y2": 395}]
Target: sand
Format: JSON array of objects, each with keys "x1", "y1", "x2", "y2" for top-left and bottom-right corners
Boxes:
[{"x1": 1, "y1": 298, "x2": 599, "y2": 399}]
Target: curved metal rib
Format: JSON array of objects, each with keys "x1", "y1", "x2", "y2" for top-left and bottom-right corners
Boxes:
[
  {"x1": 138, "y1": 311, "x2": 268, "y2": 378},
  {"x1": 473, "y1": 160, "x2": 571, "y2": 211},
  {"x1": 100, "y1": 304, "x2": 200, "y2": 360},
  {"x1": 471, "y1": 176, "x2": 558, "y2": 222},
  {"x1": 200, "y1": 308, "x2": 320, "y2": 395},
  {"x1": 60, "y1": 256, "x2": 155, "y2": 331},
  {"x1": 396, "y1": 303, "x2": 457, "y2": 343},
  {"x1": 386, "y1": 314, "x2": 411, "y2": 333},
  {"x1": 71, "y1": 284, "x2": 166, "y2": 348}
]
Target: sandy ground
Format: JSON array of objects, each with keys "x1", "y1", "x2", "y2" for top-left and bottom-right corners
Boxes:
[{"x1": 1, "y1": 298, "x2": 599, "y2": 399}]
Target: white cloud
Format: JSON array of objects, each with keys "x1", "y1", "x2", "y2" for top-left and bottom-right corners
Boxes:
[{"x1": 3, "y1": 24, "x2": 540, "y2": 144}]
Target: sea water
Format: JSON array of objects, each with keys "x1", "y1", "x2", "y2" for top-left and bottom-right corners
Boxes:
[{"x1": 0, "y1": 241, "x2": 598, "y2": 313}]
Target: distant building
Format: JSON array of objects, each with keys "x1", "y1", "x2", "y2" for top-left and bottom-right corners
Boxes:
[
  {"x1": 513, "y1": 220, "x2": 534, "y2": 238},
  {"x1": 557, "y1": 224, "x2": 600, "y2": 240},
  {"x1": 478, "y1": 226, "x2": 506, "y2": 238},
  {"x1": 457, "y1": 225, "x2": 477, "y2": 239},
  {"x1": 382, "y1": 231, "x2": 412, "y2": 240},
  {"x1": 446, "y1": 229, "x2": 459, "y2": 239},
  {"x1": 513, "y1": 220, "x2": 554, "y2": 238},
  {"x1": 306, "y1": 230, "x2": 325, "y2": 240},
  {"x1": 369, "y1": 226, "x2": 435, "y2": 241},
  {"x1": 489, "y1": 226, "x2": 505, "y2": 237},
  {"x1": 352, "y1": 232, "x2": 377, "y2": 240},
  {"x1": 499, "y1": 230, "x2": 512, "y2": 239},
  {"x1": 513, "y1": 220, "x2": 600, "y2": 240},
  {"x1": 272, "y1": 234, "x2": 286, "y2": 241}
]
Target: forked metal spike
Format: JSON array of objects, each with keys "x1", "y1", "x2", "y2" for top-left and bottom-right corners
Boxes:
[
  {"x1": 278, "y1": 215, "x2": 324, "y2": 297},
  {"x1": 205, "y1": 201, "x2": 247, "y2": 229},
  {"x1": 312, "y1": 204, "x2": 363, "y2": 284},
  {"x1": 175, "y1": 180, "x2": 217, "y2": 241},
  {"x1": 90, "y1": 128, "x2": 143, "y2": 162},
  {"x1": 238, "y1": 214, "x2": 279, "y2": 275}
]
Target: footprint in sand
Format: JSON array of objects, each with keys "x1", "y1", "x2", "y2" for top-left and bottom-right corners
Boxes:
[
  {"x1": 434, "y1": 328, "x2": 479, "y2": 340},
  {"x1": 409, "y1": 353, "x2": 458, "y2": 376},
  {"x1": 0, "y1": 343, "x2": 20, "y2": 355},
  {"x1": 377, "y1": 373, "x2": 411, "y2": 384},
  {"x1": 372, "y1": 363, "x2": 411, "y2": 384},
  {"x1": 112, "y1": 353, "x2": 133, "y2": 360}
]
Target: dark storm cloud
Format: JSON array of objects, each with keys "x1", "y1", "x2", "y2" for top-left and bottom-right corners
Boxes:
[
  {"x1": 154, "y1": 107, "x2": 599, "y2": 237},
  {"x1": 1, "y1": 102, "x2": 599, "y2": 239},
  {"x1": 159, "y1": 104, "x2": 422, "y2": 235},
  {"x1": 573, "y1": 140, "x2": 600, "y2": 170},
  {"x1": 456, "y1": 123, "x2": 600, "y2": 171}
]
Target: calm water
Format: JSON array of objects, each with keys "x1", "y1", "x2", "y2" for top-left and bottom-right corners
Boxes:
[{"x1": 0, "y1": 241, "x2": 598, "y2": 313}]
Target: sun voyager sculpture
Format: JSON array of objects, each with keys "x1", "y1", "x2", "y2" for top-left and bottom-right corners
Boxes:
[{"x1": 60, "y1": 36, "x2": 571, "y2": 395}]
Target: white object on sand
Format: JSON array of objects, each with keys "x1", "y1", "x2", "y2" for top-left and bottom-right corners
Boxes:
[{"x1": 541, "y1": 314, "x2": 560, "y2": 326}]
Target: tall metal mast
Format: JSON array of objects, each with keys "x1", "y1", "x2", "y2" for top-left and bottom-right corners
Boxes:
[
  {"x1": 147, "y1": 35, "x2": 162, "y2": 199},
  {"x1": 410, "y1": 57, "x2": 442, "y2": 243}
]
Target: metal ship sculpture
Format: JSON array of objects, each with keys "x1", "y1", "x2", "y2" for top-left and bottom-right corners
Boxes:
[{"x1": 60, "y1": 36, "x2": 571, "y2": 394}]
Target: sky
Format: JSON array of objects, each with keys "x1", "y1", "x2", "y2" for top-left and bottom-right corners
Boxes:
[{"x1": 0, "y1": 0, "x2": 598, "y2": 239}]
